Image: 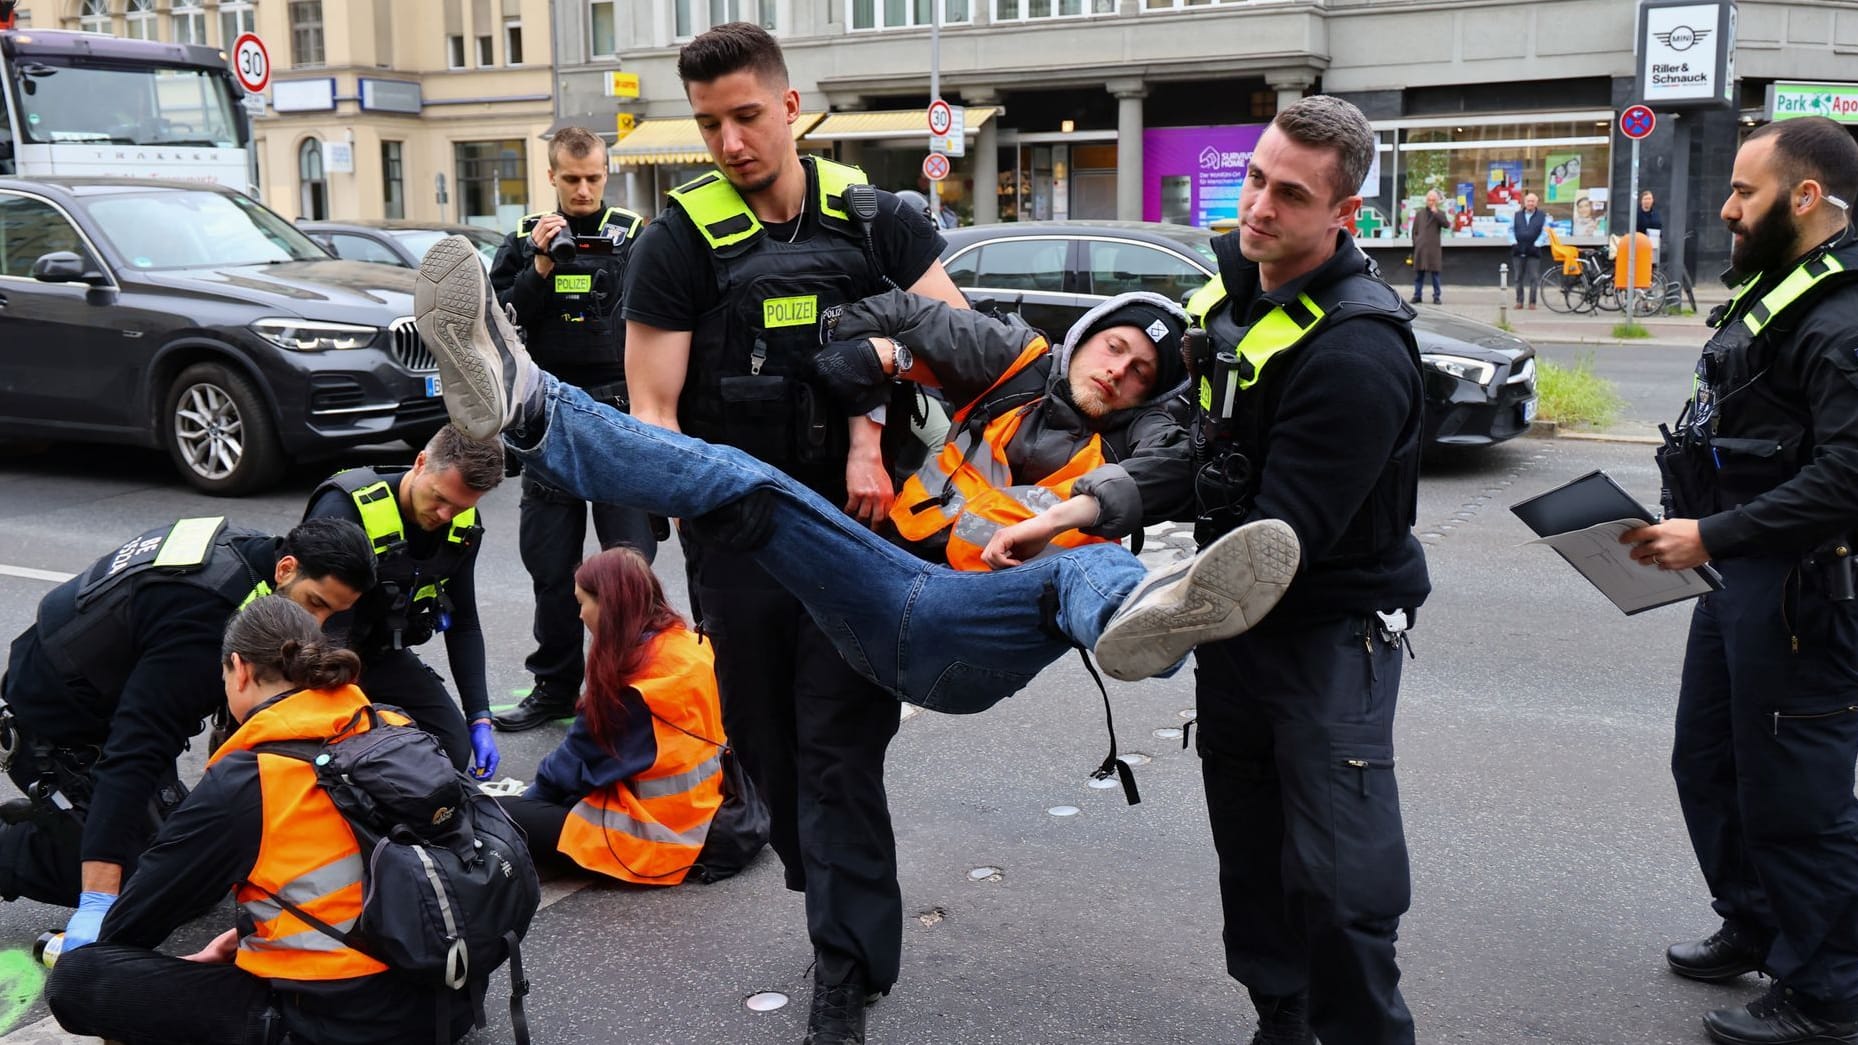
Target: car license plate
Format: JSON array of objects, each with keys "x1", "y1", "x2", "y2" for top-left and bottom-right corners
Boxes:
[
  {"x1": 426, "y1": 375, "x2": 443, "y2": 398},
  {"x1": 1522, "y1": 397, "x2": 1538, "y2": 424}
]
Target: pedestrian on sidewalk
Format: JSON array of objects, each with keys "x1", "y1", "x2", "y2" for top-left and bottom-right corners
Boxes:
[
  {"x1": 1511, "y1": 192, "x2": 1547, "y2": 309},
  {"x1": 1411, "y1": 190, "x2": 1447, "y2": 305}
]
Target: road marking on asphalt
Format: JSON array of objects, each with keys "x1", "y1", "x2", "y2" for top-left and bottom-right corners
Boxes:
[{"x1": 0, "y1": 565, "x2": 72, "y2": 584}]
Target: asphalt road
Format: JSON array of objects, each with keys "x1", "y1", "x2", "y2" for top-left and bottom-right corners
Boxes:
[
  {"x1": 0, "y1": 430, "x2": 1764, "y2": 1045},
  {"x1": 1533, "y1": 339, "x2": 1700, "y2": 433}
]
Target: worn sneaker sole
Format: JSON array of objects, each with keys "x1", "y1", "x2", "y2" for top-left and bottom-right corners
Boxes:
[
  {"x1": 414, "y1": 236, "x2": 508, "y2": 440},
  {"x1": 1095, "y1": 519, "x2": 1300, "y2": 681}
]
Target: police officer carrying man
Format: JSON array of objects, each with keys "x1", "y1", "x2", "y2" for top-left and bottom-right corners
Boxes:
[
  {"x1": 0, "y1": 515, "x2": 375, "y2": 954},
  {"x1": 624, "y1": 21, "x2": 969, "y2": 1045},
  {"x1": 488, "y1": 125, "x2": 660, "y2": 733},
  {"x1": 304, "y1": 424, "x2": 506, "y2": 780},
  {"x1": 1625, "y1": 116, "x2": 1858, "y2": 1045},
  {"x1": 1164, "y1": 95, "x2": 1431, "y2": 1044}
]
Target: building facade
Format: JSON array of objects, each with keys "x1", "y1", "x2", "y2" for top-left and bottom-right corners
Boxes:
[
  {"x1": 550, "y1": 0, "x2": 1858, "y2": 281},
  {"x1": 39, "y1": 0, "x2": 557, "y2": 228}
]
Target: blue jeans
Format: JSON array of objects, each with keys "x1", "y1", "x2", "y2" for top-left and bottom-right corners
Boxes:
[{"x1": 510, "y1": 377, "x2": 1149, "y2": 713}]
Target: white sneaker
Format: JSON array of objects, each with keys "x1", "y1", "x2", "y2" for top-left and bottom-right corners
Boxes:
[
  {"x1": 1093, "y1": 519, "x2": 1300, "y2": 681},
  {"x1": 413, "y1": 235, "x2": 538, "y2": 440}
]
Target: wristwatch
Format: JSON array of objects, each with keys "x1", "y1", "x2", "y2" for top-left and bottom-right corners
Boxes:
[{"x1": 891, "y1": 343, "x2": 914, "y2": 376}]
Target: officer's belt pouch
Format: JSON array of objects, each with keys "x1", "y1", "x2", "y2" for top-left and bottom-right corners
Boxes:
[
  {"x1": 719, "y1": 375, "x2": 795, "y2": 464},
  {"x1": 1710, "y1": 436, "x2": 1795, "y2": 507},
  {"x1": 1656, "y1": 441, "x2": 1714, "y2": 518}
]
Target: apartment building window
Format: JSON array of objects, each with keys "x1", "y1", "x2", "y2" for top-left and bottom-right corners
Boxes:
[
  {"x1": 124, "y1": 0, "x2": 156, "y2": 40},
  {"x1": 78, "y1": 0, "x2": 109, "y2": 35},
  {"x1": 172, "y1": 0, "x2": 207, "y2": 45},
  {"x1": 447, "y1": 35, "x2": 466, "y2": 68},
  {"x1": 849, "y1": 0, "x2": 968, "y2": 30},
  {"x1": 590, "y1": 0, "x2": 617, "y2": 57},
  {"x1": 476, "y1": 34, "x2": 494, "y2": 65},
  {"x1": 382, "y1": 141, "x2": 406, "y2": 220},
  {"x1": 672, "y1": 0, "x2": 779, "y2": 36},
  {"x1": 299, "y1": 139, "x2": 328, "y2": 221},
  {"x1": 994, "y1": 0, "x2": 1110, "y2": 19},
  {"x1": 290, "y1": 1, "x2": 325, "y2": 67},
  {"x1": 220, "y1": 0, "x2": 256, "y2": 45},
  {"x1": 504, "y1": 19, "x2": 524, "y2": 64}
]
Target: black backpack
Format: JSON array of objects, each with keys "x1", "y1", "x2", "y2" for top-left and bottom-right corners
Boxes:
[{"x1": 245, "y1": 706, "x2": 542, "y2": 1045}]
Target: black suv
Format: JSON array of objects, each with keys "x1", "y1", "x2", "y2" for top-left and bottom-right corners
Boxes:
[{"x1": 0, "y1": 177, "x2": 446, "y2": 494}]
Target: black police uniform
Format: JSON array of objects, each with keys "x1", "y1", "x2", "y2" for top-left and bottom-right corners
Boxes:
[
  {"x1": 1186, "y1": 230, "x2": 1431, "y2": 1044},
  {"x1": 624, "y1": 155, "x2": 944, "y2": 994},
  {"x1": 0, "y1": 518, "x2": 275, "y2": 905},
  {"x1": 489, "y1": 204, "x2": 658, "y2": 717},
  {"x1": 1661, "y1": 228, "x2": 1858, "y2": 1020},
  {"x1": 304, "y1": 469, "x2": 487, "y2": 770}
]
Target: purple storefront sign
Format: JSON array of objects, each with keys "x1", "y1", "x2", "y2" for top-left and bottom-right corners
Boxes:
[{"x1": 1143, "y1": 124, "x2": 1268, "y2": 227}]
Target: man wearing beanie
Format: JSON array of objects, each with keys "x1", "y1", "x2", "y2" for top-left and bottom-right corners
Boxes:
[{"x1": 809, "y1": 288, "x2": 1196, "y2": 572}]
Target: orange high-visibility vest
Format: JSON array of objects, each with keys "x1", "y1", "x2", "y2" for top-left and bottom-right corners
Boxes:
[
  {"x1": 556, "y1": 627, "x2": 726, "y2": 886},
  {"x1": 208, "y1": 685, "x2": 406, "y2": 982},
  {"x1": 889, "y1": 337, "x2": 1111, "y2": 571}
]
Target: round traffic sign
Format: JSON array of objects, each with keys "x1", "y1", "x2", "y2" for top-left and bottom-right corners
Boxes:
[
  {"x1": 1621, "y1": 104, "x2": 1657, "y2": 140},
  {"x1": 232, "y1": 32, "x2": 270, "y2": 94},
  {"x1": 923, "y1": 151, "x2": 950, "y2": 183},
  {"x1": 927, "y1": 99, "x2": 953, "y2": 137}
]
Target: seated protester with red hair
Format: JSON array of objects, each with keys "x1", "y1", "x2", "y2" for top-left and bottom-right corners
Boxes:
[
  {"x1": 500, "y1": 547, "x2": 754, "y2": 885},
  {"x1": 47, "y1": 595, "x2": 469, "y2": 1045}
]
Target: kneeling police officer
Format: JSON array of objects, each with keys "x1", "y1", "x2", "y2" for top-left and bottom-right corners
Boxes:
[
  {"x1": 488, "y1": 124, "x2": 659, "y2": 732},
  {"x1": 0, "y1": 515, "x2": 375, "y2": 952}
]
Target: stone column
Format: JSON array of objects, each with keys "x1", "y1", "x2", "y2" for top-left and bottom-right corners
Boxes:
[
  {"x1": 1109, "y1": 79, "x2": 1146, "y2": 222},
  {"x1": 968, "y1": 90, "x2": 1002, "y2": 225},
  {"x1": 1267, "y1": 69, "x2": 1317, "y2": 116}
]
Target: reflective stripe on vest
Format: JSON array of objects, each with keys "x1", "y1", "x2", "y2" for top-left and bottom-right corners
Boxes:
[
  {"x1": 1188, "y1": 276, "x2": 1329, "y2": 414},
  {"x1": 342, "y1": 476, "x2": 476, "y2": 611},
  {"x1": 223, "y1": 685, "x2": 391, "y2": 982},
  {"x1": 668, "y1": 157, "x2": 868, "y2": 254},
  {"x1": 238, "y1": 580, "x2": 274, "y2": 610},
  {"x1": 1742, "y1": 252, "x2": 1849, "y2": 336},
  {"x1": 556, "y1": 629, "x2": 726, "y2": 886},
  {"x1": 152, "y1": 516, "x2": 225, "y2": 567}
]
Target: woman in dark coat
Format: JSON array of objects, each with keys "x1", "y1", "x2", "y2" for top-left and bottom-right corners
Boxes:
[{"x1": 1411, "y1": 189, "x2": 1449, "y2": 304}]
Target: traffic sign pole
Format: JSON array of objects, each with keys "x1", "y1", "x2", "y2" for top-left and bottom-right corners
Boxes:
[
  {"x1": 929, "y1": 3, "x2": 942, "y2": 224},
  {"x1": 1618, "y1": 104, "x2": 1657, "y2": 319}
]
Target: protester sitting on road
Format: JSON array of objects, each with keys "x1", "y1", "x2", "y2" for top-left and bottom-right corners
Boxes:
[
  {"x1": 47, "y1": 595, "x2": 472, "y2": 1045},
  {"x1": 304, "y1": 425, "x2": 505, "y2": 779},
  {"x1": 412, "y1": 234, "x2": 1301, "y2": 713},
  {"x1": 499, "y1": 546, "x2": 764, "y2": 885},
  {"x1": 0, "y1": 516, "x2": 374, "y2": 954}
]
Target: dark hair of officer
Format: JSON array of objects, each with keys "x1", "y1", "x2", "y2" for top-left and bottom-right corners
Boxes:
[
  {"x1": 675, "y1": 20, "x2": 788, "y2": 89},
  {"x1": 547, "y1": 125, "x2": 606, "y2": 171},
  {"x1": 1271, "y1": 95, "x2": 1376, "y2": 203},
  {"x1": 279, "y1": 516, "x2": 377, "y2": 595},
  {"x1": 573, "y1": 547, "x2": 685, "y2": 754},
  {"x1": 221, "y1": 595, "x2": 362, "y2": 692},
  {"x1": 1746, "y1": 116, "x2": 1858, "y2": 206},
  {"x1": 423, "y1": 423, "x2": 505, "y2": 492}
]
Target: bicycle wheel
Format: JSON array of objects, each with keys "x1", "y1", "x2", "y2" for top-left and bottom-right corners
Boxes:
[
  {"x1": 1539, "y1": 269, "x2": 1580, "y2": 313},
  {"x1": 1632, "y1": 271, "x2": 1669, "y2": 317},
  {"x1": 1595, "y1": 281, "x2": 1625, "y2": 312}
]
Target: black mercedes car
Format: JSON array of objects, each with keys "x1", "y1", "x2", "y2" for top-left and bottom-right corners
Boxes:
[
  {"x1": 940, "y1": 221, "x2": 1537, "y2": 447},
  {"x1": 298, "y1": 219, "x2": 504, "y2": 270},
  {"x1": 0, "y1": 178, "x2": 446, "y2": 494}
]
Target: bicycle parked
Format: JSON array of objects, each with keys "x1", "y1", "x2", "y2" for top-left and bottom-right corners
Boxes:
[{"x1": 1539, "y1": 229, "x2": 1673, "y2": 317}]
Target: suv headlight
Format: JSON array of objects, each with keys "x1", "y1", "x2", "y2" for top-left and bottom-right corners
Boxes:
[
  {"x1": 250, "y1": 318, "x2": 380, "y2": 351},
  {"x1": 1421, "y1": 352, "x2": 1497, "y2": 387}
]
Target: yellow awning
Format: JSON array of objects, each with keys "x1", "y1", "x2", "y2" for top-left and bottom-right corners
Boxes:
[
  {"x1": 608, "y1": 112, "x2": 824, "y2": 167},
  {"x1": 803, "y1": 107, "x2": 998, "y2": 143}
]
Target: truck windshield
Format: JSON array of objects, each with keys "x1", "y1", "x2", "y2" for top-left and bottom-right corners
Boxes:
[{"x1": 11, "y1": 57, "x2": 244, "y2": 148}]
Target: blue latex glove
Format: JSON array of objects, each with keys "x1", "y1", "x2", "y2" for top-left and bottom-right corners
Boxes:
[
  {"x1": 469, "y1": 719, "x2": 499, "y2": 780},
  {"x1": 63, "y1": 890, "x2": 116, "y2": 952}
]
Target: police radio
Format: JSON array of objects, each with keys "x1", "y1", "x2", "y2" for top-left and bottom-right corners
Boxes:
[{"x1": 843, "y1": 184, "x2": 902, "y2": 292}]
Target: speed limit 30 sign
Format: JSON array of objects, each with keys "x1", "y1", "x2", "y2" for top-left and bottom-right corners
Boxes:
[{"x1": 232, "y1": 32, "x2": 271, "y2": 94}]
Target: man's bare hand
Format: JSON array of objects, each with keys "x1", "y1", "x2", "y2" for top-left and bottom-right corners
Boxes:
[
  {"x1": 844, "y1": 448, "x2": 895, "y2": 529},
  {"x1": 1620, "y1": 517, "x2": 1710, "y2": 571},
  {"x1": 981, "y1": 518, "x2": 1058, "y2": 569},
  {"x1": 529, "y1": 213, "x2": 567, "y2": 277},
  {"x1": 180, "y1": 927, "x2": 240, "y2": 964}
]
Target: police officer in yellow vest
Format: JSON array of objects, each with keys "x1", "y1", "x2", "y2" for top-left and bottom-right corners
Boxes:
[
  {"x1": 1623, "y1": 117, "x2": 1858, "y2": 1045},
  {"x1": 304, "y1": 425, "x2": 505, "y2": 780},
  {"x1": 1166, "y1": 97, "x2": 1430, "y2": 1045},
  {"x1": 48, "y1": 596, "x2": 469, "y2": 1045},
  {"x1": 487, "y1": 124, "x2": 661, "y2": 734},
  {"x1": 0, "y1": 517, "x2": 374, "y2": 955},
  {"x1": 623, "y1": 22, "x2": 970, "y2": 1045}
]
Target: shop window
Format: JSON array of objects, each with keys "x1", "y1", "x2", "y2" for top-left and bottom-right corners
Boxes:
[
  {"x1": 124, "y1": 0, "x2": 155, "y2": 40},
  {"x1": 382, "y1": 140, "x2": 406, "y2": 219},
  {"x1": 1086, "y1": 240, "x2": 1204, "y2": 299},
  {"x1": 78, "y1": 0, "x2": 110, "y2": 35},
  {"x1": 949, "y1": 239, "x2": 1067, "y2": 293},
  {"x1": 1392, "y1": 118, "x2": 1613, "y2": 243},
  {"x1": 299, "y1": 138, "x2": 328, "y2": 221},
  {"x1": 849, "y1": 0, "x2": 968, "y2": 30},
  {"x1": 290, "y1": 1, "x2": 325, "y2": 67},
  {"x1": 219, "y1": 1, "x2": 256, "y2": 46},
  {"x1": 455, "y1": 139, "x2": 527, "y2": 229}
]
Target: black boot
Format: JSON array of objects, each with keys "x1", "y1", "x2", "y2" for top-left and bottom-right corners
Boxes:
[
  {"x1": 1248, "y1": 989, "x2": 1314, "y2": 1045},
  {"x1": 491, "y1": 683, "x2": 577, "y2": 733},
  {"x1": 1669, "y1": 924, "x2": 1768, "y2": 982},
  {"x1": 1704, "y1": 985, "x2": 1858, "y2": 1044},
  {"x1": 802, "y1": 965, "x2": 870, "y2": 1045}
]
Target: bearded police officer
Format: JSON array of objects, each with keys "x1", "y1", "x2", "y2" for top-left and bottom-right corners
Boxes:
[
  {"x1": 1144, "y1": 95, "x2": 1431, "y2": 1044},
  {"x1": 304, "y1": 425, "x2": 505, "y2": 780},
  {"x1": 488, "y1": 124, "x2": 659, "y2": 733},
  {"x1": 624, "y1": 22, "x2": 969, "y2": 1045},
  {"x1": 1624, "y1": 117, "x2": 1858, "y2": 1045},
  {"x1": 0, "y1": 516, "x2": 375, "y2": 952}
]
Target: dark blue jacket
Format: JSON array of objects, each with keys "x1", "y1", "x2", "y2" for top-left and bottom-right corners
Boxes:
[{"x1": 1511, "y1": 209, "x2": 1547, "y2": 257}]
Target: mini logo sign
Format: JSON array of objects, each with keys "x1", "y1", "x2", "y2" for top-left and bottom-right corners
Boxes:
[
  {"x1": 1199, "y1": 145, "x2": 1254, "y2": 171},
  {"x1": 431, "y1": 806, "x2": 455, "y2": 827},
  {"x1": 1145, "y1": 319, "x2": 1169, "y2": 343},
  {"x1": 1654, "y1": 25, "x2": 1709, "y2": 50}
]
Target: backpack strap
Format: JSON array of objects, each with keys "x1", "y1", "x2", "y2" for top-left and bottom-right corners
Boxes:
[
  {"x1": 1036, "y1": 582, "x2": 1139, "y2": 806},
  {"x1": 503, "y1": 928, "x2": 532, "y2": 1045}
]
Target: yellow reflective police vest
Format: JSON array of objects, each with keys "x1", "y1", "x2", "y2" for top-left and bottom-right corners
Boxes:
[
  {"x1": 1186, "y1": 275, "x2": 1337, "y2": 420},
  {"x1": 309, "y1": 467, "x2": 479, "y2": 650}
]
